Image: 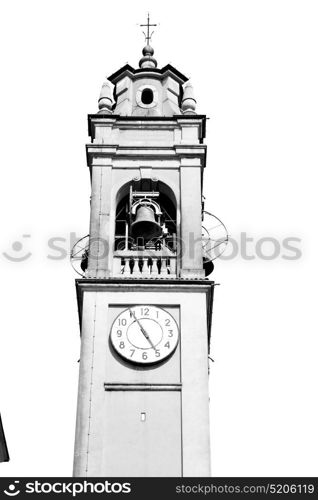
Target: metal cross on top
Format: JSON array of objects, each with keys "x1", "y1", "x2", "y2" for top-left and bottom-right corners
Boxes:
[{"x1": 140, "y1": 13, "x2": 157, "y2": 45}]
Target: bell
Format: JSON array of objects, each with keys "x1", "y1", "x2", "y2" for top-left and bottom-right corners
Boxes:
[
  {"x1": 203, "y1": 258, "x2": 214, "y2": 277},
  {"x1": 131, "y1": 205, "x2": 162, "y2": 240}
]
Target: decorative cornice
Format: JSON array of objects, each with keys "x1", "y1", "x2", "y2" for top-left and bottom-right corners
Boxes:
[
  {"x1": 87, "y1": 114, "x2": 207, "y2": 141},
  {"x1": 85, "y1": 144, "x2": 207, "y2": 168},
  {"x1": 108, "y1": 63, "x2": 188, "y2": 86}
]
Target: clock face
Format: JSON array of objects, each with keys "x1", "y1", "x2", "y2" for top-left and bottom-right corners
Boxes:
[{"x1": 110, "y1": 305, "x2": 179, "y2": 365}]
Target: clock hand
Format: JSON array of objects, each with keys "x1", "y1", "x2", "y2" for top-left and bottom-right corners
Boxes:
[{"x1": 129, "y1": 309, "x2": 156, "y2": 350}]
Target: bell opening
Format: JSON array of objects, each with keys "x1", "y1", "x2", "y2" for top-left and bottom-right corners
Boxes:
[{"x1": 114, "y1": 179, "x2": 177, "y2": 252}]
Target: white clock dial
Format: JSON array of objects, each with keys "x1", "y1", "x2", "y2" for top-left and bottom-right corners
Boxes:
[{"x1": 110, "y1": 305, "x2": 179, "y2": 365}]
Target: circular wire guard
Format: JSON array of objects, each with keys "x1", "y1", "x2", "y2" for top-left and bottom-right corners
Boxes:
[
  {"x1": 70, "y1": 235, "x2": 89, "y2": 277},
  {"x1": 202, "y1": 211, "x2": 228, "y2": 262}
]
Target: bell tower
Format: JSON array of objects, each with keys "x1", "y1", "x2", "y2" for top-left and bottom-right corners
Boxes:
[{"x1": 73, "y1": 18, "x2": 214, "y2": 477}]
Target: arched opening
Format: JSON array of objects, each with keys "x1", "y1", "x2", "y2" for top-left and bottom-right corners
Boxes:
[
  {"x1": 141, "y1": 88, "x2": 154, "y2": 105},
  {"x1": 114, "y1": 178, "x2": 177, "y2": 253}
]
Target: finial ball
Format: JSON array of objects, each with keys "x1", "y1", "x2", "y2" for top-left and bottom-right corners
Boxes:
[{"x1": 142, "y1": 44, "x2": 154, "y2": 56}]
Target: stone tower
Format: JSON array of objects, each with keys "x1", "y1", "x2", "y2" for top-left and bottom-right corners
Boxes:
[{"x1": 73, "y1": 25, "x2": 214, "y2": 477}]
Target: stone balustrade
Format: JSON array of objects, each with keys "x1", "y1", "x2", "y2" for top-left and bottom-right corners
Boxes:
[{"x1": 113, "y1": 252, "x2": 177, "y2": 278}]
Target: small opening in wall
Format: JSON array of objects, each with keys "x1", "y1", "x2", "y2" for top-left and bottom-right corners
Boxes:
[
  {"x1": 141, "y1": 88, "x2": 153, "y2": 105},
  {"x1": 140, "y1": 412, "x2": 146, "y2": 422}
]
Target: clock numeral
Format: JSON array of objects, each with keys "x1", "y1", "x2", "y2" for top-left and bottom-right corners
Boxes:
[
  {"x1": 119, "y1": 342, "x2": 125, "y2": 349},
  {"x1": 140, "y1": 307, "x2": 149, "y2": 316},
  {"x1": 164, "y1": 341, "x2": 170, "y2": 349},
  {"x1": 155, "y1": 350, "x2": 161, "y2": 357},
  {"x1": 165, "y1": 319, "x2": 171, "y2": 326},
  {"x1": 118, "y1": 318, "x2": 127, "y2": 326},
  {"x1": 130, "y1": 349, "x2": 135, "y2": 357},
  {"x1": 168, "y1": 330, "x2": 173, "y2": 337},
  {"x1": 142, "y1": 352, "x2": 148, "y2": 360},
  {"x1": 117, "y1": 329, "x2": 122, "y2": 337}
]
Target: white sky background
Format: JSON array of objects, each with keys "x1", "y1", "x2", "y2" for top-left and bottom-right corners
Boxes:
[{"x1": 0, "y1": 0, "x2": 317, "y2": 477}]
